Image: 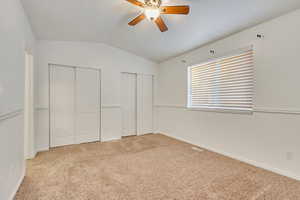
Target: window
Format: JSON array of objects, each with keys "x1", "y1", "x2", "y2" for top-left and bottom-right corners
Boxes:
[{"x1": 187, "y1": 47, "x2": 254, "y2": 112}]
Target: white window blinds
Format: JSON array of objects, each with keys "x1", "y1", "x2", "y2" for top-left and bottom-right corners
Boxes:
[{"x1": 188, "y1": 48, "x2": 254, "y2": 112}]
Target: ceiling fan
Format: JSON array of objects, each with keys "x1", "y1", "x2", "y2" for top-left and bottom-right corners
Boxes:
[{"x1": 126, "y1": 0, "x2": 190, "y2": 32}]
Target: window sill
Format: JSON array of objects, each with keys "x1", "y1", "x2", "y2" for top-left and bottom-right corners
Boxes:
[{"x1": 186, "y1": 107, "x2": 253, "y2": 115}]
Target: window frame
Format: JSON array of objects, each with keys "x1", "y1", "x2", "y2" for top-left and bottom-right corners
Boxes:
[{"x1": 187, "y1": 46, "x2": 254, "y2": 114}]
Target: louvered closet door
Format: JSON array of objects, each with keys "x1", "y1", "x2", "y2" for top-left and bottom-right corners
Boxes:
[
  {"x1": 50, "y1": 65, "x2": 76, "y2": 147},
  {"x1": 121, "y1": 73, "x2": 137, "y2": 136},
  {"x1": 75, "y1": 68, "x2": 101, "y2": 143}
]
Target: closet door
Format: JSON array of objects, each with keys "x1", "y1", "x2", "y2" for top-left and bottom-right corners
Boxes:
[
  {"x1": 121, "y1": 73, "x2": 137, "y2": 136},
  {"x1": 142, "y1": 75, "x2": 153, "y2": 134},
  {"x1": 75, "y1": 68, "x2": 101, "y2": 143},
  {"x1": 50, "y1": 65, "x2": 75, "y2": 147}
]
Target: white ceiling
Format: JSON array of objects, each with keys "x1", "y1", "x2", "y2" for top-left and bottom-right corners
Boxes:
[{"x1": 21, "y1": 0, "x2": 300, "y2": 62}]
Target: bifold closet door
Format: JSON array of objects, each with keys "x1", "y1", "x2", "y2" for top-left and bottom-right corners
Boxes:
[
  {"x1": 141, "y1": 75, "x2": 154, "y2": 134},
  {"x1": 75, "y1": 68, "x2": 101, "y2": 143},
  {"x1": 50, "y1": 65, "x2": 101, "y2": 148},
  {"x1": 121, "y1": 73, "x2": 137, "y2": 136},
  {"x1": 50, "y1": 65, "x2": 76, "y2": 147}
]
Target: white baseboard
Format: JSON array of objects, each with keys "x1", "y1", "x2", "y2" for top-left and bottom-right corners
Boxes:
[
  {"x1": 102, "y1": 137, "x2": 121, "y2": 142},
  {"x1": 36, "y1": 146, "x2": 49, "y2": 153},
  {"x1": 162, "y1": 132, "x2": 300, "y2": 181},
  {"x1": 25, "y1": 149, "x2": 37, "y2": 160},
  {"x1": 35, "y1": 137, "x2": 122, "y2": 152},
  {"x1": 30, "y1": 150, "x2": 38, "y2": 159},
  {"x1": 9, "y1": 165, "x2": 25, "y2": 200}
]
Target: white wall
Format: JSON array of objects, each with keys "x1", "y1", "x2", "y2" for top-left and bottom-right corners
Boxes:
[
  {"x1": 36, "y1": 41, "x2": 158, "y2": 151},
  {"x1": 0, "y1": 0, "x2": 36, "y2": 199},
  {"x1": 157, "y1": 9, "x2": 300, "y2": 180}
]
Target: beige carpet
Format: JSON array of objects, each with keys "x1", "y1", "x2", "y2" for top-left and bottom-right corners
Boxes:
[{"x1": 15, "y1": 134, "x2": 300, "y2": 200}]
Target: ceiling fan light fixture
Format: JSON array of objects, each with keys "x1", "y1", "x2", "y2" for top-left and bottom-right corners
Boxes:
[
  {"x1": 126, "y1": 0, "x2": 190, "y2": 32},
  {"x1": 144, "y1": 8, "x2": 160, "y2": 21}
]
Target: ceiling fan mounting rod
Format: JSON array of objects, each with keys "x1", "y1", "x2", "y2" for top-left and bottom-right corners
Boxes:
[{"x1": 144, "y1": 0, "x2": 162, "y2": 8}]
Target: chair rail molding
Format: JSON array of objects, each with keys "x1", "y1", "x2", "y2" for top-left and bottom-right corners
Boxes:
[
  {"x1": 155, "y1": 105, "x2": 300, "y2": 115},
  {"x1": 102, "y1": 105, "x2": 121, "y2": 109},
  {"x1": 0, "y1": 109, "x2": 23, "y2": 122}
]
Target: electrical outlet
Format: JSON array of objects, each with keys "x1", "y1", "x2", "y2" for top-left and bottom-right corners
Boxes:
[{"x1": 286, "y1": 152, "x2": 294, "y2": 161}]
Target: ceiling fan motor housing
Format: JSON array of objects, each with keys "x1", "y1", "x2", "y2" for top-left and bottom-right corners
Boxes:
[{"x1": 145, "y1": 0, "x2": 162, "y2": 8}]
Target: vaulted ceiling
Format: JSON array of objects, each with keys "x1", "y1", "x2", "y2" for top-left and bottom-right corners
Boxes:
[{"x1": 21, "y1": 0, "x2": 300, "y2": 62}]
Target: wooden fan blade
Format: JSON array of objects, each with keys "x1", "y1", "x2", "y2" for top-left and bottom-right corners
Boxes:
[
  {"x1": 155, "y1": 16, "x2": 168, "y2": 32},
  {"x1": 126, "y1": 0, "x2": 145, "y2": 7},
  {"x1": 129, "y1": 14, "x2": 146, "y2": 26},
  {"x1": 160, "y1": 6, "x2": 190, "y2": 15}
]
